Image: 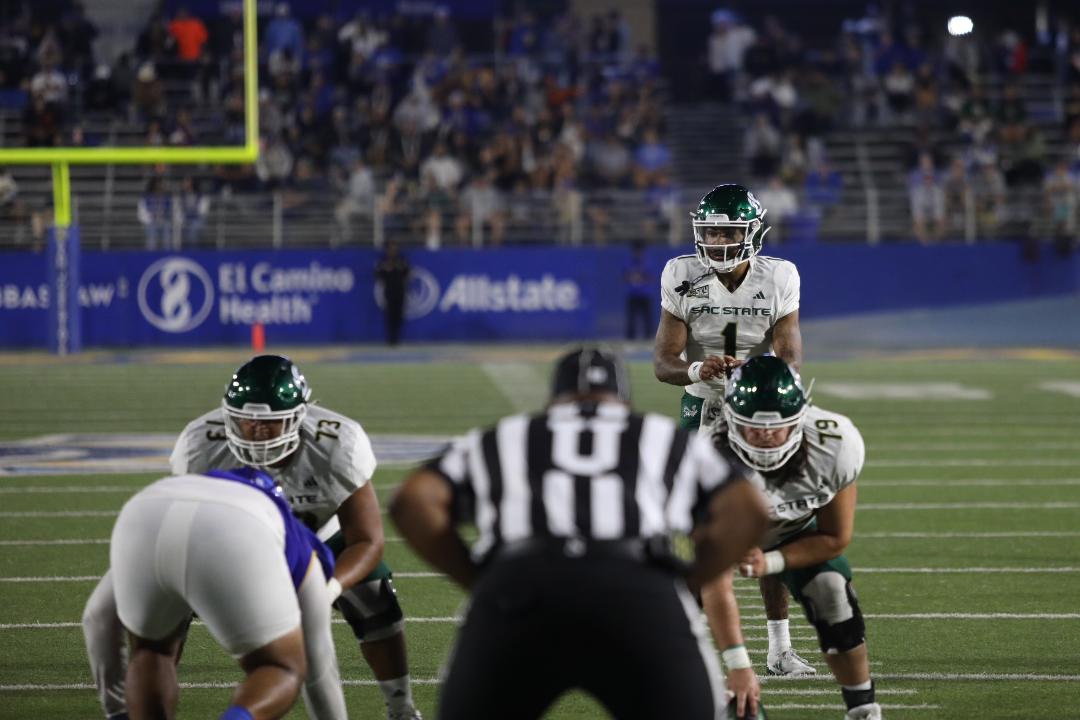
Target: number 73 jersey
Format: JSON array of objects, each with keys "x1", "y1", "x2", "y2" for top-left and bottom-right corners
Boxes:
[
  {"x1": 168, "y1": 403, "x2": 377, "y2": 534},
  {"x1": 661, "y1": 254, "x2": 800, "y2": 400}
]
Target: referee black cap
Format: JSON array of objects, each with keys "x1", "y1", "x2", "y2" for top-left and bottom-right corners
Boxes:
[{"x1": 551, "y1": 346, "x2": 630, "y2": 402}]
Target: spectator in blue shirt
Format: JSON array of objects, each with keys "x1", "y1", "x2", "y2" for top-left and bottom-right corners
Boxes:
[
  {"x1": 265, "y1": 3, "x2": 304, "y2": 65},
  {"x1": 804, "y1": 160, "x2": 843, "y2": 215}
]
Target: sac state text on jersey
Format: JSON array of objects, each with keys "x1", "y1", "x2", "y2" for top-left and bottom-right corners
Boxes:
[
  {"x1": 771, "y1": 492, "x2": 832, "y2": 518},
  {"x1": 689, "y1": 306, "x2": 773, "y2": 317}
]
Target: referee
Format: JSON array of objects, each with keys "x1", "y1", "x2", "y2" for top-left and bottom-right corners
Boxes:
[{"x1": 391, "y1": 347, "x2": 768, "y2": 720}]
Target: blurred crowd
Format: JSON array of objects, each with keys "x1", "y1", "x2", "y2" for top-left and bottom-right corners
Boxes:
[
  {"x1": 708, "y1": 3, "x2": 1080, "y2": 252},
  {"x1": 0, "y1": 1, "x2": 672, "y2": 248}
]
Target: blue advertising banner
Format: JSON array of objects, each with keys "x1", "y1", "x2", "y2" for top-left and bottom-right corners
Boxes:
[{"x1": 0, "y1": 244, "x2": 1077, "y2": 350}]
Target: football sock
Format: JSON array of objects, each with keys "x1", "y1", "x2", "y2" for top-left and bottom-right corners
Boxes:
[
  {"x1": 219, "y1": 706, "x2": 254, "y2": 720},
  {"x1": 766, "y1": 619, "x2": 791, "y2": 657},
  {"x1": 841, "y1": 680, "x2": 875, "y2": 710},
  {"x1": 378, "y1": 675, "x2": 415, "y2": 714}
]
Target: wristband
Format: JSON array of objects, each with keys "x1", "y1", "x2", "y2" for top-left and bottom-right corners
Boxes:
[
  {"x1": 326, "y1": 577, "x2": 342, "y2": 604},
  {"x1": 721, "y1": 644, "x2": 752, "y2": 671},
  {"x1": 763, "y1": 550, "x2": 786, "y2": 575},
  {"x1": 687, "y1": 361, "x2": 704, "y2": 384}
]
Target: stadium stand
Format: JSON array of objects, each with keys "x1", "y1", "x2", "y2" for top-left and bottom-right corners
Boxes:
[{"x1": 0, "y1": 1, "x2": 1077, "y2": 254}]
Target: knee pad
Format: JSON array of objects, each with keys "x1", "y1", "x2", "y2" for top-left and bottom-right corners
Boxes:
[
  {"x1": 336, "y1": 576, "x2": 405, "y2": 643},
  {"x1": 800, "y1": 571, "x2": 865, "y2": 655}
]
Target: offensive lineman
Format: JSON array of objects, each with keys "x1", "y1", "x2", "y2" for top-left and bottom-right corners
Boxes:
[
  {"x1": 715, "y1": 355, "x2": 883, "y2": 720},
  {"x1": 653, "y1": 184, "x2": 814, "y2": 682},
  {"x1": 83, "y1": 355, "x2": 423, "y2": 720}
]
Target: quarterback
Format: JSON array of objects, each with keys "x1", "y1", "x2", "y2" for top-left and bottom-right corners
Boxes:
[
  {"x1": 712, "y1": 356, "x2": 883, "y2": 720},
  {"x1": 653, "y1": 183, "x2": 812, "y2": 680},
  {"x1": 83, "y1": 355, "x2": 423, "y2": 720}
]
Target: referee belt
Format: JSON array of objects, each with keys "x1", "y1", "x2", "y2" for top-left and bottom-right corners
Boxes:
[{"x1": 485, "y1": 536, "x2": 689, "y2": 574}]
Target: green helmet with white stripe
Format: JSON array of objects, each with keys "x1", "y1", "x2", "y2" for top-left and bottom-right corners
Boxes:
[
  {"x1": 724, "y1": 355, "x2": 807, "y2": 472},
  {"x1": 692, "y1": 184, "x2": 769, "y2": 273}
]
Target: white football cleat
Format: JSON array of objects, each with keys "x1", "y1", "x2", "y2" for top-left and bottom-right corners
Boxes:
[
  {"x1": 845, "y1": 702, "x2": 882, "y2": 719},
  {"x1": 387, "y1": 709, "x2": 422, "y2": 720},
  {"x1": 766, "y1": 648, "x2": 817, "y2": 676}
]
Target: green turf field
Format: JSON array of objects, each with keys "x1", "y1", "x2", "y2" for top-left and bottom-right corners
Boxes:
[{"x1": 1, "y1": 351, "x2": 1078, "y2": 719}]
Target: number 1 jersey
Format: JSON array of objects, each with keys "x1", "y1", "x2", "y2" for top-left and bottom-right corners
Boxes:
[{"x1": 660, "y1": 254, "x2": 800, "y2": 399}]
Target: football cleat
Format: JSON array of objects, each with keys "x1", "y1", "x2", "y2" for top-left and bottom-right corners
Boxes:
[
  {"x1": 387, "y1": 709, "x2": 423, "y2": 720},
  {"x1": 845, "y1": 702, "x2": 882, "y2": 719},
  {"x1": 766, "y1": 648, "x2": 817, "y2": 676}
]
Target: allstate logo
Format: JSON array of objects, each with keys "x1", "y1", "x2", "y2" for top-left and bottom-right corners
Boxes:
[
  {"x1": 137, "y1": 257, "x2": 214, "y2": 333},
  {"x1": 374, "y1": 266, "x2": 440, "y2": 319}
]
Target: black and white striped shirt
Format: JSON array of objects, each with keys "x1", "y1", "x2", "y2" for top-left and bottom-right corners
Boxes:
[{"x1": 428, "y1": 401, "x2": 739, "y2": 559}]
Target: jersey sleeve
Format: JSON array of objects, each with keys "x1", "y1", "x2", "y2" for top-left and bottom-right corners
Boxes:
[
  {"x1": 325, "y1": 422, "x2": 377, "y2": 508},
  {"x1": 776, "y1": 261, "x2": 800, "y2": 319},
  {"x1": 667, "y1": 431, "x2": 742, "y2": 532},
  {"x1": 659, "y1": 258, "x2": 687, "y2": 319},
  {"x1": 168, "y1": 413, "x2": 222, "y2": 475},
  {"x1": 423, "y1": 431, "x2": 478, "y2": 524},
  {"x1": 833, "y1": 419, "x2": 865, "y2": 492}
]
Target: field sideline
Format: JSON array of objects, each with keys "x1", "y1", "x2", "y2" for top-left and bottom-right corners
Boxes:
[{"x1": 0, "y1": 351, "x2": 1078, "y2": 719}]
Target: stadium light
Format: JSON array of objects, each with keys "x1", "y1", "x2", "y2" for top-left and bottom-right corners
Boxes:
[{"x1": 947, "y1": 15, "x2": 974, "y2": 36}]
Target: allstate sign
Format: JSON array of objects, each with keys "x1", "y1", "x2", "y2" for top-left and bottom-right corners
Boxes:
[
  {"x1": 137, "y1": 257, "x2": 214, "y2": 333},
  {"x1": 369, "y1": 248, "x2": 612, "y2": 341}
]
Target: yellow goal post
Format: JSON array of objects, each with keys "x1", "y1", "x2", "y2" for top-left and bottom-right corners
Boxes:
[{"x1": 0, "y1": 0, "x2": 260, "y2": 228}]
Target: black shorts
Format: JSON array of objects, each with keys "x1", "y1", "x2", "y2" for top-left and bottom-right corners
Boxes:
[{"x1": 438, "y1": 546, "x2": 724, "y2": 720}]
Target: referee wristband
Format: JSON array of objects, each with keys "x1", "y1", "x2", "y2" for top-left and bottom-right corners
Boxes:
[
  {"x1": 721, "y1": 645, "x2": 752, "y2": 671},
  {"x1": 687, "y1": 361, "x2": 704, "y2": 384},
  {"x1": 763, "y1": 550, "x2": 786, "y2": 575}
]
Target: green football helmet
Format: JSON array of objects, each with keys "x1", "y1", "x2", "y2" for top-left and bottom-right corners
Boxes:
[
  {"x1": 724, "y1": 355, "x2": 807, "y2": 472},
  {"x1": 691, "y1": 184, "x2": 769, "y2": 273},
  {"x1": 222, "y1": 354, "x2": 311, "y2": 467}
]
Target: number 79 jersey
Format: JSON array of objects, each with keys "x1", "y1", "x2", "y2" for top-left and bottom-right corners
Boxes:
[
  {"x1": 741, "y1": 405, "x2": 865, "y2": 550},
  {"x1": 168, "y1": 404, "x2": 377, "y2": 533},
  {"x1": 661, "y1": 254, "x2": 800, "y2": 400}
]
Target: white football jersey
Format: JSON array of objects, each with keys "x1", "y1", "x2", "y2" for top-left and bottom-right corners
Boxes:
[
  {"x1": 169, "y1": 404, "x2": 377, "y2": 534},
  {"x1": 739, "y1": 405, "x2": 865, "y2": 549},
  {"x1": 660, "y1": 254, "x2": 800, "y2": 399}
]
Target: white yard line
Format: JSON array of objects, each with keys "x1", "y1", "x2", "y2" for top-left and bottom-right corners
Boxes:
[
  {"x1": 860, "y1": 479, "x2": 1080, "y2": 487},
  {"x1": 0, "y1": 511, "x2": 118, "y2": 518},
  {"x1": 867, "y1": 459, "x2": 1080, "y2": 467},
  {"x1": 859, "y1": 502, "x2": 1080, "y2": 510},
  {"x1": 870, "y1": 443, "x2": 1080, "y2": 451},
  {"x1": 8, "y1": 501, "x2": 1077, "y2": 520},
  {"x1": 481, "y1": 362, "x2": 547, "y2": 413},
  {"x1": 5, "y1": 477, "x2": 1080, "y2": 495},
  {"x1": 858, "y1": 531, "x2": 1080, "y2": 539},
  {"x1": 0, "y1": 486, "x2": 137, "y2": 494},
  {"x1": 5, "y1": 568, "x2": 1079, "y2": 583}
]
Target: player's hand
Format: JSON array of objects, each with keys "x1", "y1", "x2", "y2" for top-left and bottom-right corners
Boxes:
[
  {"x1": 739, "y1": 548, "x2": 766, "y2": 578},
  {"x1": 697, "y1": 356, "x2": 727, "y2": 381},
  {"x1": 721, "y1": 356, "x2": 743, "y2": 375},
  {"x1": 726, "y1": 667, "x2": 760, "y2": 718}
]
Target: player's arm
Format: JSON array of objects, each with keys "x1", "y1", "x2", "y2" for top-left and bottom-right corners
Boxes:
[
  {"x1": 741, "y1": 483, "x2": 857, "y2": 577},
  {"x1": 771, "y1": 309, "x2": 802, "y2": 371},
  {"x1": 654, "y1": 309, "x2": 725, "y2": 385},
  {"x1": 390, "y1": 468, "x2": 479, "y2": 590},
  {"x1": 702, "y1": 568, "x2": 760, "y2": 718},
  {"x1": 332, "y1": 482, "x2": 385, "y2": 591}
]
